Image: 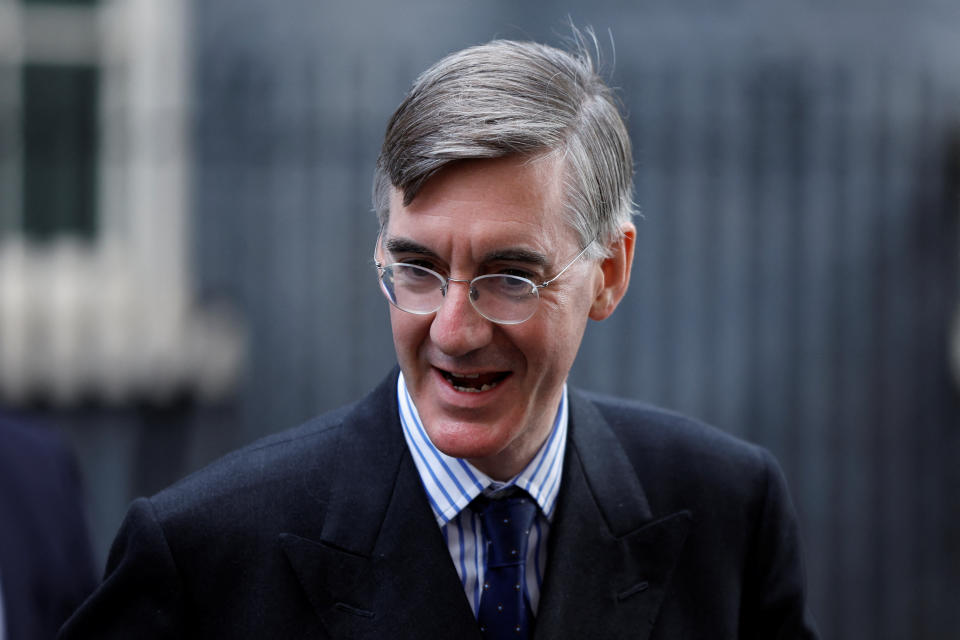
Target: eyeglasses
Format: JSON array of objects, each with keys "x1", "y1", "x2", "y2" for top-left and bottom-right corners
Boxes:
[{"x1": 374, "y1": 232, "x2": 595, "y2": 325}]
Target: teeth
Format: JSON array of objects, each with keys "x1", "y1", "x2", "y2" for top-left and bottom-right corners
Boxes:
[
  {"x1": 456, "y1": 373, "x2": 480, "y2": 379},
  {"x1": 452, "y1": 382, "x2": 499, "y2": 393}
]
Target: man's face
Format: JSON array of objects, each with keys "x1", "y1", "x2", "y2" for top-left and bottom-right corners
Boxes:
[{"x1": 383, "y1": 154, "x2": 604, "y2": 480}]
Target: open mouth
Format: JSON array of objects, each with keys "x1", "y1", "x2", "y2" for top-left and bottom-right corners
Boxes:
[{"x1": 439, "y1": 369, "x2": 510, "y2": 393}]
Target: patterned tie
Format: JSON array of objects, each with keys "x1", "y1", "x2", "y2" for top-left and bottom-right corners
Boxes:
[{"x1": 472, "y1": 491, "x2": 538, "y2": 639}]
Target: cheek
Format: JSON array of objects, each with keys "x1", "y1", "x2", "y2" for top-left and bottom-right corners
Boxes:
[
  {"x1": 527, "y1": 299, "x2": 593, "y2": 368},
  {"x1": 538, "y1": 291, "x2": 593, "y2": 336},
  {"x1": 389, "y1": 310, "x2": 430, "y2": 358},
  {"x1": 519, "y1": 312, "x2": 586, "y2": 371}
]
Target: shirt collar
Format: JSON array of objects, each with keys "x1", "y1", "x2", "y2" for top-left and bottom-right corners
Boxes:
[{"x1": 397, "y1": 371, "x2": 567, "y2": 527}]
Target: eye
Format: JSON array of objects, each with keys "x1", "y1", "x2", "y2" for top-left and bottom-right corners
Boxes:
[
  {"x1": 390, "y1": 263, "x2": 443, "y2": 291},
  {"x1": 397, "y1": 263, "x2": 440, "y2": 279},
  {"x1": 488, "y1": 274, "x2": 536, "y2": 298}
]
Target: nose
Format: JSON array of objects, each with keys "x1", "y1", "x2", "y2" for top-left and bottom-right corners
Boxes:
[{"x1": 429, "y1": 278, "x2": 494, "y2": 357}]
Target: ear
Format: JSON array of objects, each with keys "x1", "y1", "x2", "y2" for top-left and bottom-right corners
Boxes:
[{"x1": 589, "y1": 222, "x2": 636, "y2": 321}]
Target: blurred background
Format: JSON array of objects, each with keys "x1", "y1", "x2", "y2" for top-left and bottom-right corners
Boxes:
[{"x1": 0, "y1": 0, "x2": 958, "y2": 637}]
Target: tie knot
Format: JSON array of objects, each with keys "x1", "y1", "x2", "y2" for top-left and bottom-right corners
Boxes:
[{"x1": 471, "y1": 491, "x2": 538, "y2": 567}]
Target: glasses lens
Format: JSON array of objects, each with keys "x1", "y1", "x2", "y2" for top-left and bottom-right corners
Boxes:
[
  {"x1": 471, "y1": 274, "x2": 539, "y2": 324},
  {"x1": 380, "y1": 264, "x2": 444, "y2": 314}
]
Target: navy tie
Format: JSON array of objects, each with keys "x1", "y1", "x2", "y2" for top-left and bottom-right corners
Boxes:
[{"x1": 472, "y1": 491, "x2": 538, "y2": 639}]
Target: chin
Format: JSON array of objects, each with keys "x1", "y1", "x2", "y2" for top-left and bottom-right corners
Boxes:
[{"x1": 423, "y1": 417, "x2": 513, "y2": 461}]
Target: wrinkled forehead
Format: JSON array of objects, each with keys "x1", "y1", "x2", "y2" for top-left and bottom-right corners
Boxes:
[
  {"x1": 383, "y1": 151, "x2": 568, "y2": 214},
  {"x1": 382, "y1": 155, "x2": 579, "y2": 258}
]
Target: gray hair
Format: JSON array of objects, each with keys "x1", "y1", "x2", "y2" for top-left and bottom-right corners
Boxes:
[{"x1": 372, "y1": 31, "x2": 635, "y2": 259}]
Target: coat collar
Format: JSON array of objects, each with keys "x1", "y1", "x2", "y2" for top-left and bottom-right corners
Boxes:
[{"x1": 280, "y1": 371, "x2": 690, "y2": 639}]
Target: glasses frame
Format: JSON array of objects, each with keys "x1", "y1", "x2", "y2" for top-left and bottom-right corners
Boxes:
[{"x1": 373, "y1": 228, "x2": 596, "y2": 325}]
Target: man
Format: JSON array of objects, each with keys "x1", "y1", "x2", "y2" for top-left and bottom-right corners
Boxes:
[
  {"x1": 0, "y1": 415, "x2": 97, "y2": 639},
  {"x1": 61, "y1": 36, "x2": 818, "y2": 639}
]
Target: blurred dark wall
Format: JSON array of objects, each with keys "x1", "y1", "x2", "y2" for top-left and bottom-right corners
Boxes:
[{"x1": 40, "y1": 1, "x2": 960, "y2": 638}]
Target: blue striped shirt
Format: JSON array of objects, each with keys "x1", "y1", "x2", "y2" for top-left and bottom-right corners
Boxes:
[{"x1": 397, "y1": 372, "x2": 567, "y2": 616}]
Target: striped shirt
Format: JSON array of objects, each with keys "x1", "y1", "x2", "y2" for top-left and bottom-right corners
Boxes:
[{"x1": 397, "y1": 372, "x2": 567, "y2": 616}]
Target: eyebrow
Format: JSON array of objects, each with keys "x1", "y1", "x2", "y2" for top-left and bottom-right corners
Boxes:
[
  {"x1": 384, "y1": 237, "x2": 436, "y2": 257},
  {"x1": 384, "y1": 236, "x2": 550, "y2": 268},
  {"x1": 482, "y1": 248, "x2": 549, "y2": 267}
]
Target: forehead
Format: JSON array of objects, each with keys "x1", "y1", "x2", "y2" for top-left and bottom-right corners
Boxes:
[{"x1": 385, "y1": 154, "x2": 577, "y2": 255}]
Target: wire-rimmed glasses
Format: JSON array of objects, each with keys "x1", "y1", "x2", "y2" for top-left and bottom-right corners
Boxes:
[{"x1": 374, "y1": 231, "x2": 595, "y2": 325}]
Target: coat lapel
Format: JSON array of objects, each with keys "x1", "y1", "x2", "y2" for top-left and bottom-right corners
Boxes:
[
  {"x1": 534, "y1": 390, "x2": 691, "y2": 640},
  {"x1": 279, "y1": 371, "x2": 481, "y2": 639}
]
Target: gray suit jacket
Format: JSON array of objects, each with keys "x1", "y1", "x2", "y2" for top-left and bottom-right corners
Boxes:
[{"x1": 60, "y1": 369, "x2": 818, "y2": 639}]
